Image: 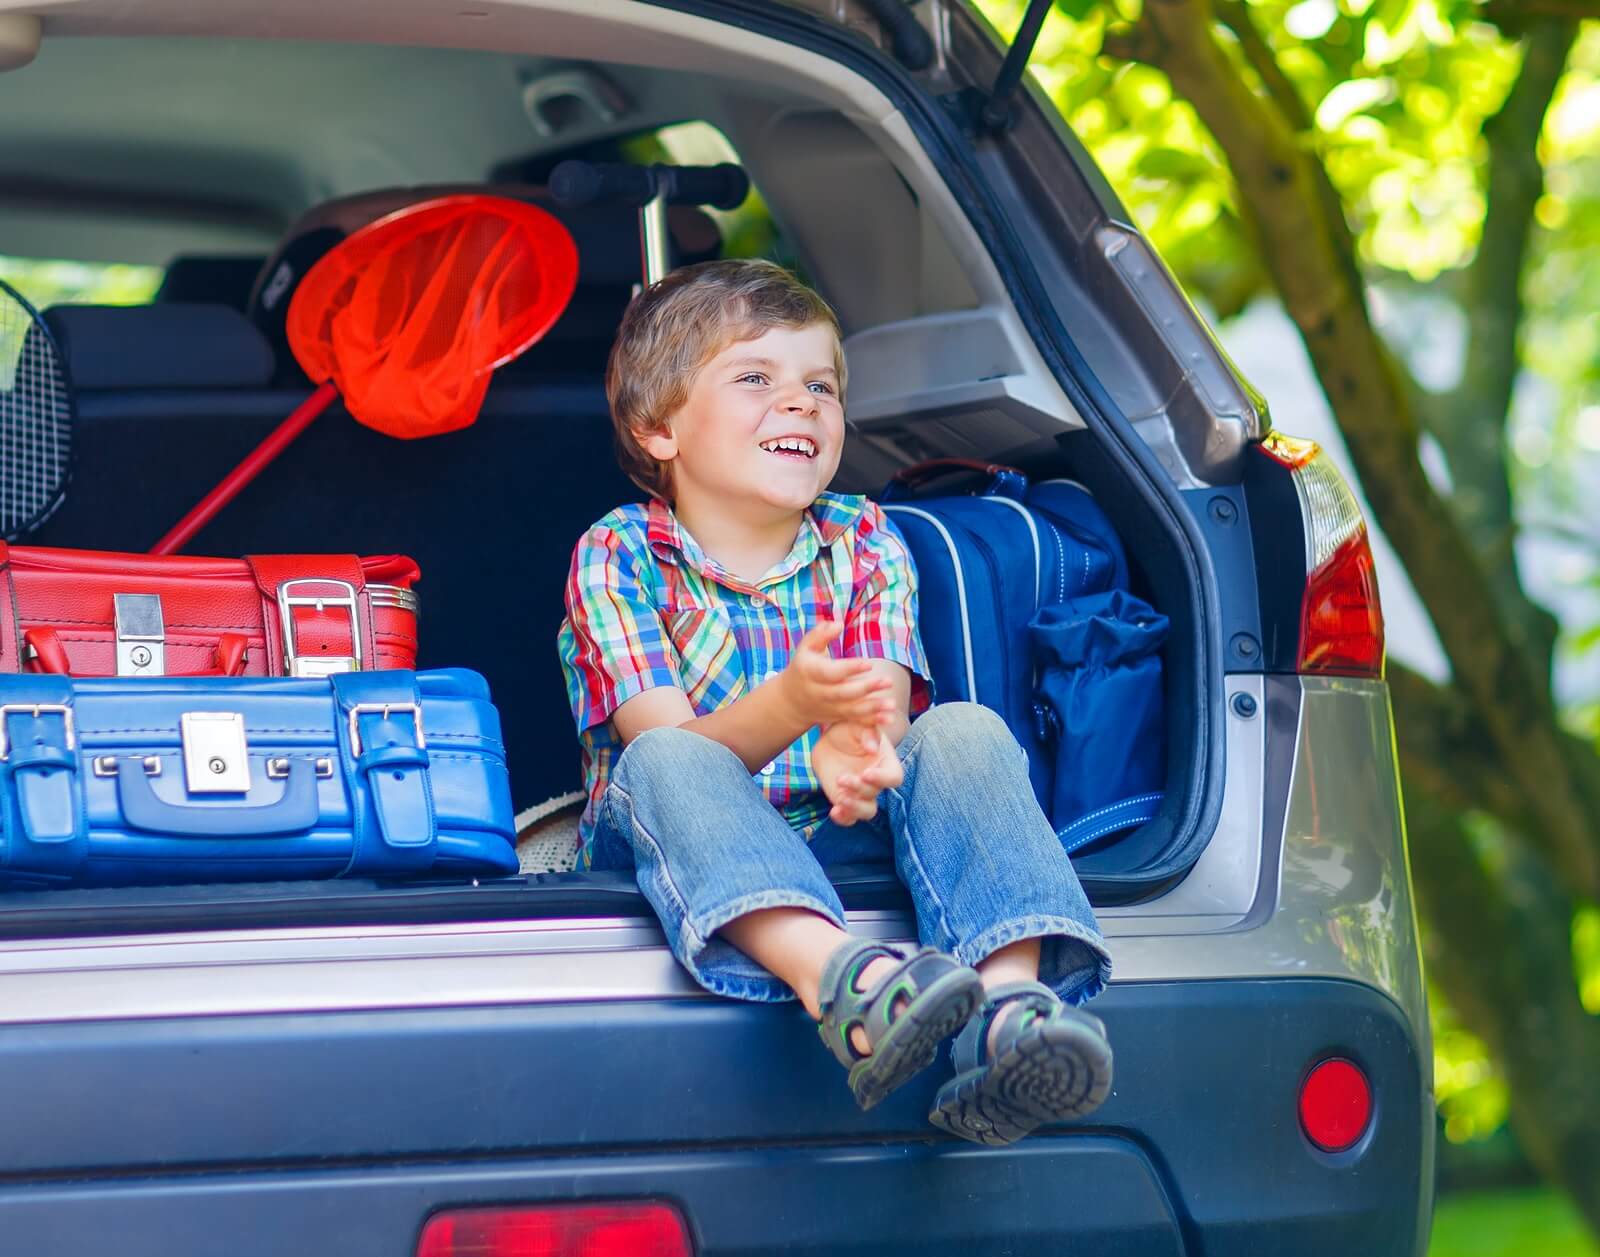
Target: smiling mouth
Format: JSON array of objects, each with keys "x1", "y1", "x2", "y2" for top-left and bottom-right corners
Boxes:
[{"x1": 758, "y1": 436, "x2": 818, "y2": 460}]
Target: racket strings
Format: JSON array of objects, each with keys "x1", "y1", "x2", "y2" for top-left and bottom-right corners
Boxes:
[{"x1": 0, "y1": 283, "x2": 71, "y2": 540}]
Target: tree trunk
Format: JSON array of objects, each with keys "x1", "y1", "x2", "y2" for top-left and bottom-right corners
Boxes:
[{"x1": 1407, "y1": 792, "x2": 1600, "y2": 1232}]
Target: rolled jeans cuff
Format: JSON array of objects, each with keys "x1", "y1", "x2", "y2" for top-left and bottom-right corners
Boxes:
[
  {"x1": 956, "y1": 916, "x2": 1113, "y2": 1007},
  {"x1": 678, "y1": 890, "x2": 849, "y2": 1003}
]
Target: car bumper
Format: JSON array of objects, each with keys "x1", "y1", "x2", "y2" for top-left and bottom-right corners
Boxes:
[{"x1": 0, "y1": 974, "x2": 1431, "y2": 1256}]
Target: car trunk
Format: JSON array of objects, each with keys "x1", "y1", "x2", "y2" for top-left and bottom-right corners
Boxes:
[
  {"x1": 0, "y1": 2, "x2": 1237, "y2": 933},
  {"x1": 2, "y1": 382, "x2": 1208, "y2": 935}
]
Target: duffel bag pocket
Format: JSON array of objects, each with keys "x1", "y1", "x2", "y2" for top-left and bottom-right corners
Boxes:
[{"x1": 1031, "y1": 589, "x2": 1168, "y2": 853}]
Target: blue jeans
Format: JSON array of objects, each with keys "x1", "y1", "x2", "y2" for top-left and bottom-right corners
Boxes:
[{"x1": 590, "y1": 702, "x2": 1111, "y2": 1005}]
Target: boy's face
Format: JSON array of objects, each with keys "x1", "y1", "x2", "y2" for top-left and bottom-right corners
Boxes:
[{"x1": 642, "y1": 322, "x2": 845, "y2": 520}]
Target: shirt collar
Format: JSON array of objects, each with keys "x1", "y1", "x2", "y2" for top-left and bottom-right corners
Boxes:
[
  {"x1": 645, "y1": 493, "x2": 864, "y2": 577},
  {"x1": 808, "y1": 492, "x2": 865, "y2": 545}
]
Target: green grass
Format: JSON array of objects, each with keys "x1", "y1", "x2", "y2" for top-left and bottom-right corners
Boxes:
[{"x1": 1430, "y1": 1188, "x2": 1598, "y2": 1257}]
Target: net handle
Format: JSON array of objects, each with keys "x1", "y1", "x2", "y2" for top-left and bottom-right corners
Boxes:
[{"x1": 149, "y1": 380, "x2": 337, "y2": 555}]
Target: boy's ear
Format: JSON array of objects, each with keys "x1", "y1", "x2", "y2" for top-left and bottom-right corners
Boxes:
[{"x1": 638, "y1": 425, "x2": 678, "y2": 462}]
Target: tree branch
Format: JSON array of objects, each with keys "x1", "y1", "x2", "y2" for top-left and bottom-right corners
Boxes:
[
  {"x1": 1213, "y1": 0, "x2": 1314, "y2": 135},
  {"x1": 1482, "y1": 0, "x2": 1600, "y2": 29},
  {"x1": 1101, "y1": 0, "x2": 1600, "y2": 898},
  {"x1": 1212, "y1": 0, "x2": 1365, "y2": 313},
  {"x1": 1388, "y1": 664, "x2": 1534, "y2": 832},
  {"x1": 1388, "y1": 662, "x2": 1600, "y2": 871},
  {"x1": 1432, "y1": 18, "x2": 1578, "y2": 675}
]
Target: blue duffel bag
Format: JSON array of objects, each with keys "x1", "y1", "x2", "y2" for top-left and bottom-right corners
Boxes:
[
  {"x1": 1031, "y1": 590, "x2": 1168, "y2": 852},
  {"x1": 881, "y1": 460, "x2": 1165, "y2": 850},
  {"x1": 0, "y1": 668, "x2": 518, "y2": 887}
]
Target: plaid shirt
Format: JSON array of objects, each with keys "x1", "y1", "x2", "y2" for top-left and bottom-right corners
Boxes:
[{"x1": 558, "y1": 492, "x2": 931, "y2": 865}]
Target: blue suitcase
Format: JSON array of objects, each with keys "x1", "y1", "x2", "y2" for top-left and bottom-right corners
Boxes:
[
  {"x1": 0, "y1": 668, "x2": 518, "y2": 887},
  {"x1": 882, "y1": 463, "x2": 1164, "y2": 851}
]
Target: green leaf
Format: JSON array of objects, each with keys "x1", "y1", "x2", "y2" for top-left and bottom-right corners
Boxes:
[
  {"x1": 1316, "y1": 75, "x2": 1396, "y2": 128},
  {"x1": 1570, "y1": 624, "x2": 1600, "y2": 654},
  {"x1": 1136, "y1": 145, "x2": 1218, "y2": 179},
  {"x1": 1053, "y1": 0, "x2": 1102, "y2": 22}
]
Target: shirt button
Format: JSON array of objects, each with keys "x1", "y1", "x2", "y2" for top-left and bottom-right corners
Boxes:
[
  {"x1": 760, "y1": 760, "x2": 778, "y2": 775},
  {"x1": 750, "y1": 593, "x2": 767, "y2": 607}
]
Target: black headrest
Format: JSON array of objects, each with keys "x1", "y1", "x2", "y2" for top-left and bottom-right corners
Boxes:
[
  {"x1": 43, "y1": 304, "x2": 276, "y2": 391},
  {"x1": 156, "y1": 255, "x2": 267, "y2": 312}
]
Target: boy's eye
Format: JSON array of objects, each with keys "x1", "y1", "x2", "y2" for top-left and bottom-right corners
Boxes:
[
  {"x1": 807, "y1": 381, "x2": 835, "y2": 396},
  {"x1": 737, "y1": 372, "x2": 769, "y2": 386}
]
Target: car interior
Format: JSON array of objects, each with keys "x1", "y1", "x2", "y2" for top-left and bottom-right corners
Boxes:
[{"x1": 0, "y1": 17, "x2": 1207, "y2": 915}]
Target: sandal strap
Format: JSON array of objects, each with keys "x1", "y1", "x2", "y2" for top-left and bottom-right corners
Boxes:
[
  {"x1": 816, "y1": 939, "x2": 908, "y2": 1068},
  {"x1": 817, "y1": 940, "x2": 959, "y2": 1070},
  {"x1": 949, "y1": 980, "x2": 1060, "y2": 1075}
]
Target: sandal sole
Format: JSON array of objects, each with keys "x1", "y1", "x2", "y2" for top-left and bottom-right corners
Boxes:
[
  {"x1": 928, "y1": 1015, "x2": 1114, "y2": 1146},
  {"x1": 848, "y1": 967, "x2": 985, "y2": 1111}
]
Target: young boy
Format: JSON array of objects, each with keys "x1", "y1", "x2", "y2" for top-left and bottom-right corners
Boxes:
[{"x1": 558, "y1": 259, "x2": 1113, "y2": 1145}]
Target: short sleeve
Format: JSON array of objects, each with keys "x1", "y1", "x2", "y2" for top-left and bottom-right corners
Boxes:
[
  {"x1": 557, "y1": 521, "x2": 683, "y2": 733},
  {"x1": 843, "y1": 501, "x2": 933, "y2": 714}
]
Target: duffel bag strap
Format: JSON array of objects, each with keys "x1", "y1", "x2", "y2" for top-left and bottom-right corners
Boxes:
[
  {"x1": 882, "y1": 458, "x2": 1027, "y2": 502},
  {"x1": 247, "y1": 555, "x2": 372, "y2": 678},
  {"x1": 331, "y1": 671, "x2": 436, "y2": 876},
  {"x1": 1055, "y1": 792, "x2": 1164, "y2": 854},
  {"x1": 0, "y1": 679, "x2": 87, "y2": 878}
]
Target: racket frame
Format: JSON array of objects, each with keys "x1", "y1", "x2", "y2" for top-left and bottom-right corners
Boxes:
[{"x1": 0, "y1": 277, "x2": 76, "y2": 543}]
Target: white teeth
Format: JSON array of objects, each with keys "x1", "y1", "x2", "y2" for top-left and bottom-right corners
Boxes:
[{"x1": 759, "y1": 436, "x2": 817, "y2": 458}]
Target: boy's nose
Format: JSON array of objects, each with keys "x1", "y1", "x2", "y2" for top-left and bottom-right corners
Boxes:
[{"x1": 779, "y1": 388, "x2": 819, "y2": 416}]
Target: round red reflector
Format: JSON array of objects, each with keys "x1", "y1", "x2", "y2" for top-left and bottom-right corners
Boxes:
[{"x1": 1299, "y1": 1058, "x2": 1372, "y2": 1152}]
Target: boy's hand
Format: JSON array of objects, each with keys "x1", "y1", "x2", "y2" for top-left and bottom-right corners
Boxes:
[
  {"x1": 813, "y1": 716, "x2": 903, "y2": 826},
  {"x1": 774, "y1": 621, "x2": 895, "y2": 730}
]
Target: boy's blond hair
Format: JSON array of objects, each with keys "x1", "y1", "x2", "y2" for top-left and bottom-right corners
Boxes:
[{"x1": 605, "y1": 259, "x2": 846, "y2": 500}]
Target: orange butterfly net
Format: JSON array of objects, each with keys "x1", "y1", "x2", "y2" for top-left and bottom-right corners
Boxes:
[
  {"x1": 154, "y1": 194, "x2": 579, "y2": 553},
  {"x1": 288, "y1": 195, "x2": 578, "y2": 438}
]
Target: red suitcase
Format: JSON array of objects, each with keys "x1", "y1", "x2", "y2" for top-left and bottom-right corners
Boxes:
[{"x1": 0, "y1": 545, "x2": 419, "y2": 678}]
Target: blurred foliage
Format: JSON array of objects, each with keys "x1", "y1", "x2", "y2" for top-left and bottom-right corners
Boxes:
[
  {"x1": 979, "y1": 0, "x2": 1598, "y2": 464},
  {"x1": 1517, "y1": 28, "x2": 1600, "y2": 478},
  {"x1": 0, "y1": 256, "x2": 162, "y2": 311},
  {"x1": 1433, "y1": 986, "x2": 1511, "y2": 1145},
  {"x1": 1509, "y1": 28, "x2": 1600, "y2": 733},
  {"x1": 977, "y1": 0, "x2": 1600, "y2": 1155},
  {"x1": 1575, "y1": 903, "x2": 1600, "y2": 1014},
  {"x1": 1431, "y1": 1186, "x2": 1599, "y2": 1255},
  {"x1": 1426, "y1": 825, "x2": 1600, "y2": 1150}
]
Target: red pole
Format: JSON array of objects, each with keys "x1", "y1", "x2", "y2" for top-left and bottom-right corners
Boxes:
[{"x1": 151, "y1": 380, "x2": 340, "y2": 556}]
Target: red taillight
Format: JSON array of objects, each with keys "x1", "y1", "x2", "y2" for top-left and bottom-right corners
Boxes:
[
  {"x1": 1298, "y1": 1057, "x2": 1373, "y2": 1153},
  {"x1": 1259, "y1": 432, "x2": 1385, "y2": 677},
  {"x1": 417, "y1": 1203, "x2": 692, "y2": 1257},
  {"x1": 1300, "y1": 530, "x2": 1384, "y2": 675}
]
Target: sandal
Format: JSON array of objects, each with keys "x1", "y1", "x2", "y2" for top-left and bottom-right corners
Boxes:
[
  {"x1": 928, "y1": 980, "x2": 1113, "y2": 1146},
  {"x1": 817, "y1": 939, "x2": 984, "y2": 1111}
]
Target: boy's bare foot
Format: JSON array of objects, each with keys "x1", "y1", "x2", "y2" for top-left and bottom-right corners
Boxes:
[{"x1": 848, "y1": 955, "x2": 900, "y2": 1056}]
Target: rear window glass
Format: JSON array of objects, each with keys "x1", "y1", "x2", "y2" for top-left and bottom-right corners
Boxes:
[{"x1": 0, "y1": 257, "x2": 158, "y2": 388}]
